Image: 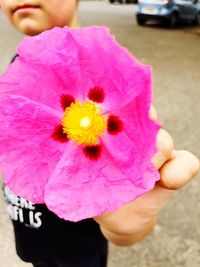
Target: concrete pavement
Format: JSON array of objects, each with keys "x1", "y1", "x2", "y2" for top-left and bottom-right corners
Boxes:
[{"x1": 0, "y1": 1, "x2": 200, "y2": 267}]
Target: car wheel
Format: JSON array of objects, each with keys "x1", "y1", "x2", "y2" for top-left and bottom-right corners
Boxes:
[
  {"x1": 136, "y1": 16, "x2": 146, "y2": 26},
  {"x1": 194, "y1": 12, "x2": 200, "y2": 26},
  {"x1": 168, "y1": 13, "x2": 178, "y2": 28}
]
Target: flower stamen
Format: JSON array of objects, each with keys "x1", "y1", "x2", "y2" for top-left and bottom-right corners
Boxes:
[
  {"x1": 62, "y1": 101, "x2": 106, "y2": 145},
  {"x1": 80, "y1": 117, "x2": 92, "y2": 129}
]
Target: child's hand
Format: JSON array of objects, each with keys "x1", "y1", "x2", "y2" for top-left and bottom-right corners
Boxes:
[{"x1": 94, "y1": 127, "x2": 200, "y2": 246}]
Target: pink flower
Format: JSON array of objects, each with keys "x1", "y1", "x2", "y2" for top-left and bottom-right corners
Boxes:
[{"x1": 0, "y1": 26, "x2": 160, "y2": 221}]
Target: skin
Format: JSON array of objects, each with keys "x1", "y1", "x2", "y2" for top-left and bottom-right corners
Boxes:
[
  {"x1": 0, "y1": 0, "x2": 79, "y2": 35},
  {"x1": 0, "y1": 0, "x2": 199, "y2": 246}
]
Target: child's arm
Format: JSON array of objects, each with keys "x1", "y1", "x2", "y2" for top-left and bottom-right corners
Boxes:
[{"x1": 94, "y1": 129, "x2": 199, "y2": 246}]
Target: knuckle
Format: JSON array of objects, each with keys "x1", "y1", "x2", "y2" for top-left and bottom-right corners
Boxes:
[
  {"x1": 183, "y1": 150, "x2": 200, "y2": 177},
  {"x1": 114, "y1": 224, "x2": 136, "y2": 236},
  {"x1": 111, "y1": 217, "x2": 154, "y2": 236},
  {"x1": 159, "y1": 175, "x2": 179, "y2": 190},
  {"x1": 149, "y1": 105, "x2": 158, "y2": 121},
  {"x1": 108, "y1": 220, "x2": 137, "y2": 236},
  {"x1": 159, "y1": 150, "x2": 200, "y2": 190},
  {"x1": 157, "y1": 129, "x2": 174, "y2": 158}
]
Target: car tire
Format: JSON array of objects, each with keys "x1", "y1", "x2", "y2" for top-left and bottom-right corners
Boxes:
[
  {"x1": 168, "y1": 13, "x2": 178, "y2": 28},
  {"x1": 194, "y1": 12, "x2": 200, "y2": 26},
  {"x1": 136, "y1": 16, "x2": 146, "y2": 26}
]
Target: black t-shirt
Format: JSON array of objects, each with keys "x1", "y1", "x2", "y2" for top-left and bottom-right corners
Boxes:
[
  {"x1": 3, "y1": 183, "x2": 107, "y2": 263},
  {"x1": 2, "y1": 55, "x2": 108, "y2": 263}
]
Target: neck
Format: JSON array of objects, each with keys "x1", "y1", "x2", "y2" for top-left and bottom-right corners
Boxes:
[{"x1": 69, "y1": 12, "x2": 80, "y2": 28}]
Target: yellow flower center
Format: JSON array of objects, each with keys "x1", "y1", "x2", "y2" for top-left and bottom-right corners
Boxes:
[
  {"x1": 80, "y1": 117, "x2": 91, "y2": 129},
  {"x1": 62, "y1": 100, "x2": 106, "y2": 145}
]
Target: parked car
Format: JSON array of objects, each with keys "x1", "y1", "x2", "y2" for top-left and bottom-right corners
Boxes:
[{"x1": 136, "y1": 0, "x2": 200, "y2": 27}]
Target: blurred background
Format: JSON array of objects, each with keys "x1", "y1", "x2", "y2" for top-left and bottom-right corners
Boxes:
[{"x1": 0, "y1": 1, "x2": 200, "y2": 267}]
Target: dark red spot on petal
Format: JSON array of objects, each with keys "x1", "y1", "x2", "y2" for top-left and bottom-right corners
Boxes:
[
  {"x1": 60, "y1": 94, "x2": 75, "y2": 110},
  {"x1": 107, "y1": 115, "x2": 123, "y2": 135},
  {"x1": 51, "y1": 124, "x2": 69, "y2": 143},
  {"x1": 88, "y1": 87, "x2": 105, "y2": 103},
  {"x1": 83, "y1": 145, "x2": 102, "y2": 160}
]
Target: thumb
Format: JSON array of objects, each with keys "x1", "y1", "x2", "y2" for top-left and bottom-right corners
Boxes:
[{"x1": 158, "y1": 150, "x2": 200, "y2": 190}]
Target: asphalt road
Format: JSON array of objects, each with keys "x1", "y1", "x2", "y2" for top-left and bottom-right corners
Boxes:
[{"x1": 0, "y1": 1, "x2": 200, "y2": 267}]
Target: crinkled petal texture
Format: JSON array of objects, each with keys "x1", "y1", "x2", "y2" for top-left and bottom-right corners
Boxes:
[
  {"x1": 0, "y1": 94, "x2": 64, "y2": 202},
  {"x1": 0, "y1": 26, "x2": 160, "y2": 221},
  {"x1": 45, "y1": 142, "x2": 159, "y2": 221}
]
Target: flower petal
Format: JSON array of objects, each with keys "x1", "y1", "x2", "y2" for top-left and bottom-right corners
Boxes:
[
  {"x1": 51, "y1": 124, "x2": 69, "y2": 143},
  {"x1": 18, "y1": 27, "x2": 79, "y2": 66},
  {"x1": 102, "y1": 109, "x2": 160, "y2": 188},
  {"x1": 107, "y1": 115, "x2": 123, "y2": 135},
  {"x1": 0, "y1": 26, "x2": 160, "y2": 222},
  {"x1": 0, "y1": 37, "x2": 84, "y2": 110},
  {"x1": 114, "y1": 89, "x2": 160, "y2": 159},
  {"x1": 44, "y1": 141, "x2": 158, "y2": 222},
  {"x1": 2, "y1": 26, "x2": 151, "y2": 113},
  {"x1": 69, "y1": 27, "x2": 151, "y2": 111},
  {"x1": 103, "y1": 70, "x2": 160, "y2": 179},
  {"x1": 87, "y1": 87, "x2": 105, "y2": 103},
  {"x1": 60, "y1": 94, "x2": 75, "y2": 110},
  {"x1": 0, "y1": 94, "x2": 66, "y2": 202},
  {"x1": 83, "y1": 145, "x2": 102, "y2": 160}
]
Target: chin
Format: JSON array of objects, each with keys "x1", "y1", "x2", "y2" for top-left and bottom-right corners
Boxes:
[
  {"x1": 14, "y1": 20, "x2": 48, "y2": 36},
  {"x1": 21, "y1": 28, "x2": 41, "y2": 36}
]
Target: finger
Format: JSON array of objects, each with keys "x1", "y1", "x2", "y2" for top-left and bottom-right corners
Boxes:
[
  {"x1": 158, "y1": 150, "x2": 200, "y2": 190},
  {"x1": 151, "y1": 128, "x2": 174, "y2": 169},
  {"x1": 149, "y1": 105, "x2": 158, "y2": 121}
]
